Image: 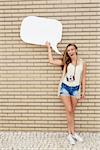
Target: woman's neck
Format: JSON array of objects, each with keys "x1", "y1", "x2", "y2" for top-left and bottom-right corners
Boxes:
[{"x1": 71, "y1": 55, "x2": 78, "y2": 64}]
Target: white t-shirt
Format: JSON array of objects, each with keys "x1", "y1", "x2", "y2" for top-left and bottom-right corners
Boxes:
[{"x1": 62, "y1": 59, "x2": 84, "y2": 87}]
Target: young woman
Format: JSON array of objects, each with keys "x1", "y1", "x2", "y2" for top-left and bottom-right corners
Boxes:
[{"x1": 45, "y1": 41, "x2": 86, "y2": 145}]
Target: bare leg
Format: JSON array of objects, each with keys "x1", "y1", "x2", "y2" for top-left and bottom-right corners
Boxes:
[
  {"x1": 70, "y1": 97, "x2": 78, "y2": 134},
  {"x1": 60, "y1": 96, "x2": 74, "y2": 134},
  {"x1": 71, "y1": 96, "x2": 78, "y2": 112}
]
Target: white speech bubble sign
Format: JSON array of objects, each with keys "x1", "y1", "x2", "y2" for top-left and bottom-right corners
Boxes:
[{"x1": 20, "y1": 16, "x2": 62, "y2": 54}]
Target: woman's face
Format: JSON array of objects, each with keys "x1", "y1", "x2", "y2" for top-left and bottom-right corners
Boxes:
[{"x1": 67, "y1": 45, "x2": 77, "y2": 58}]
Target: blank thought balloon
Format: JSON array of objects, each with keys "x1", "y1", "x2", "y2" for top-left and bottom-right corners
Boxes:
[{"x1": 20, "y1": 16, "x2": 62, "y2": 54}]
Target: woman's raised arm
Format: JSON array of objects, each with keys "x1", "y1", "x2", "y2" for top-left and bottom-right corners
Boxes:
[{"x1": 45, "y1": 41, "x2": 63, "y2": 66}]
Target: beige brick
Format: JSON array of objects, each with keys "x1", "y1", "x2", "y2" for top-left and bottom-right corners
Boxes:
[{"x1": 0, "y1": 0, "x2": 100, "y2": 132}]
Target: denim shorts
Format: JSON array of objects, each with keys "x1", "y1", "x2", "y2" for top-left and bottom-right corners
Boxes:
[{"x1": 60, "y1": 82, "x2": 80, "y2": 97}]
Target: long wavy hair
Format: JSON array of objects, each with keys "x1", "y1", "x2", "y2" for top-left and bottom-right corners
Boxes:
[{"x1": 62, "y1": 43, "x2": 78, "y2": 70}]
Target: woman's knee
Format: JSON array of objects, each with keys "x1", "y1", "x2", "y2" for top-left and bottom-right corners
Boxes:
[{"x1": 66, "y1": 107, "x2": 73, "y2": 114}]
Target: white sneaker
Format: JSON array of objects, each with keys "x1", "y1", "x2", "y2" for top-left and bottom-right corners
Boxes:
[
  {"x1": 72, "y1": 133, "x2": 83, "y2": 142},
  {"x1": 67, "y1": 134, "x2": 76, "y2": 145}
]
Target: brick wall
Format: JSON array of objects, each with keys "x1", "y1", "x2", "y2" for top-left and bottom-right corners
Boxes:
[{"x1": 0, "y1": 0, "x2": 100, "y2": 132}]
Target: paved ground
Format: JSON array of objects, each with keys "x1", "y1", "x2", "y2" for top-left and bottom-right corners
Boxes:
[{"x1": 0, "y1": 132, "x2": 100, "y2": 150}]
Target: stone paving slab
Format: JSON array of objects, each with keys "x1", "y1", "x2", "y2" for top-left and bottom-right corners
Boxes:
[{"x1": 0, "y1": 132, "x2": 100, "y2": 150}]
